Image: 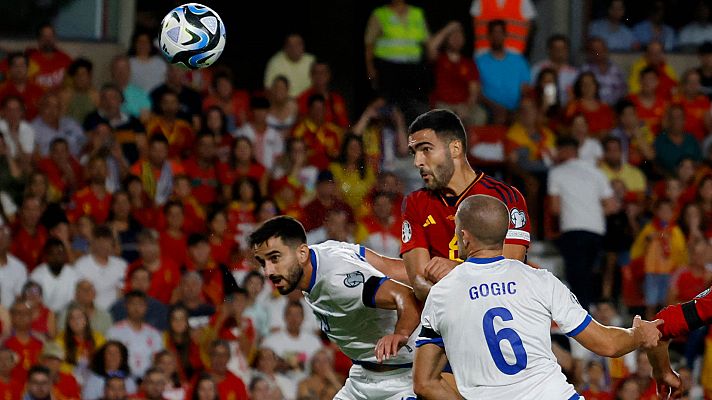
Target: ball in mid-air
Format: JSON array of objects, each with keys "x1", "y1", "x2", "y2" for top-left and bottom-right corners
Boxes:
[{"x1": 158, "y1": 3, "x2": 226, "y2": 69}]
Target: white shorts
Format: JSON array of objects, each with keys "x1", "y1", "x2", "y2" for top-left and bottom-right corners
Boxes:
[{"x1": 334, "y1": 364, "x2": 416, "y2": 400}]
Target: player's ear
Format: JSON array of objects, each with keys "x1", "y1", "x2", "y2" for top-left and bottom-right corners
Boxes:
[
  {"x1": 449, "y1": 139, "x2": 463, "y2": 158},
  {"x1": 296, "y1": 243, "x2": 309, "y2": 263}
]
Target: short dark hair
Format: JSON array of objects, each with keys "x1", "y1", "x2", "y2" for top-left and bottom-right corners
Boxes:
[
  {"x1": 92, "y1": 225, "x2": 114, "y2": 240},
  {"x1": 100, "y1": 83, "x2": 124, "y2": 99},
  {"x1": 250, "y1": 96, "x2": 270, "y2": 110},
  {"x1": 639, "y1": 66, "x2": 659, "y2": 79},
  {"x1": 601, "y1": 136, "x2": 621, "y2": 148},
  {"x1": 285, "y1": 300, "x2": 304, "y2": 315},
  {"x1": 27, "y1": 365, "x2": 51, "y2": 380},
  {"x1": 67, "y1": 58, "x2": 93, "y2": 77},
  {"x1": 163, "y1": 200, "x2": 183, "y2": 215},
  {"x1": 487, "y1": 19, "x2": 506, "y2": 34},
  {"x1": 128, "y1": 266, "x2": 149, "y2": 280},
  {"x1": 124, "y1": 290, "x2": 146, "y2": 302},
  {"x1": 1, "y1": 95, "x2": 24, "y2": 110},
  {"x1": 408, "y1": 109, "x2": 467, "y2": 148},
  {"x1": 547, "y1": 33, "x2": 569, "y2": 48},
  {"x1": 614, "y1": 98, "x2": 635, "y2": 116},
  {"x1": 36, "y1": 22, "x2": 54, "y2": 37},
  {"x1": 43, "y1": 237, "x2": 65, "y2": 254},
  {"x1": 6, "y1": 51, "x2": 27, "y2": 66},
  {"x1": 187, "y1": 233, "x2": 209, "y2": 247},
  {"x1": 248, "y1": 216, "x2": 307, "y2": 249},
  {"x1": 556, "y1": 136, "x2": 579, "y2": 149},
  {"x1": 573, "y1": 71, "x2": 600, "y2": 100},
  {"x1": 307, "y1": 93, "x2": 326, "y2": 107}
]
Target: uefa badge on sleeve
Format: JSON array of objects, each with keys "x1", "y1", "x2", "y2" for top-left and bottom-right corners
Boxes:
[{"x1": 402, "y1": 220, "x2": 412, "y2": 243}]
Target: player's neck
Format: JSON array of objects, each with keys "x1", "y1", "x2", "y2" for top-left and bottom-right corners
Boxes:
[
  {"x1": 446, "y1": 164, "x2": 478, "y2": 196},
  {"x1": 466, "y1": 249, "x2": 503, "y2": 260}
]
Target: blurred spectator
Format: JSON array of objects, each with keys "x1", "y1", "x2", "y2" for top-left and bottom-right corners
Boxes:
[
  {"x1": 364, "y1": 0, "x2": 431, "y2": 116},
  {"x1": 569, "y1": 114, "x2": 603, "y2": 165},
  {"x1": 588, "y1": 0, "x2": 637, "y2": 51},
  {"x1": 581, "y1": 37, "x2": 627, "y2": 106},
  {"x1": 632, "y1": 0, "x2": 676, "y2": 51},
  {"x1": 26, "y1": 23, "x2": 72, "y2": 91},
  {"x1": 32, "y1": 92, "x2": 85, "y2": 158},
  {"x1": 10, "y1": 196, "x2": 48, "y2": 271},
  {"x1": 39, "y1": 341, "x2": 81, "y2": 399},
  {"x1": 202, "y1": 69, "x2": 249, "y2": 132},
  {"x1": 0, "y1": 223, "x2": 27, "y2": 308},
  {"x1": 265, "y1": 34, "x2": 315, "y2": 98},
  {"x1": 679, "y1": 1, "x2": 712, "y2": 49},
  {"x1": 630, "y1": 198, "x2": 687, "y2": 319},
  {"x1": 22, "y1": 365, "x2": 53, "y2": 400},
  {"x1": 102, "y1": 375, "x2": 127, "y2": 400},
  {"x1": 83, "y1": 84, "x2": 146, "y2": 166},
  {"x1": 235, "y1": 97, "x2": 284, "y2": 171},
  {"x1": 698, "y1": 42, "x2": 712, "y2": 98},
  {"x1": 0, "y1": 135, "x2": 24, "y2": 213},
  {"x1": 60, "y1": 58, "x2": 99, "y2": 124},
  {"x1": 170, "y1": 176, "x2": 205, "y2": 235},
  {"x1": 29, "y1": 238, "x2": 79, "y2": 313},
  {"x1": 297, "y1": 349, "x2": 345, "y2": 400},
  {"x1": 152, "y1": 351, "x2": 188, "y2": 399},
  {"x1": 271, "y1": 137, "x2": 319, "y2": 215},
  {"x1": 0, "y1": 347, "x2": 21, "y2": 400},
  {"x1": 0, "y1": 95, "x2": 35, "y2": 166},
  {"x1": 107, "y1": 290, "x2": 164, "y2": 379},
  {"x1": 146, "y1": 90, "x2": 196, "y2": 159},
  {"x1": 428, "y1": 22, "x2": 486, "y2": 127},
  {"x1": 291, "y1": 94, "x2": 343, "y2": 171},
  {"x1": 173, "y1": 272, "x2": 215, "y2": 328},
  {"x1": 599, "y1": 137, "x2": 647, "y2": 195},
  {"x1": 297, "y1": 62, "x2": 349, "y2": 128},
  {"x1": 207, "y1": 209, "x2": 236, "y2": 267},
  {"x1": 668, "y1": 239, "x2": 712, "y2": 305},
  {"x1": 151, "y1": 65, "x2": 202, "y2": 130},
  {"x1": 673, "y1": 68, "x2": 712, "y2": 141},
  {"x1": 83, "y1": 341, "x2": 137, "y2": 400},
  {"x1": 266, "y1": 76, "x2": 298, "y2": 137},
  {"x1": 110, "y1": 267, "x2": 168, "y2": 331},
  {"x1": 226, "y1": 178, "x2": 260, "y2": 249},
  {"x1": 356, "y1": 192, "x2": 402, "y2": 258},
  {"x1": 19, "y1": 280, "x2": 55, "y2": 340},
  {"x1": 248, "y1": 376, "x2": 277, "y2": 400},
  {"x1": 68, "y1": 156, "x2": 112, "y2": 225},
  {"x1": 262, "y1": 302, "x2": 322, "y2": 375},
  {"x1": 3, "y1": 301, "x2": 43, "y2": 383},
  {"x1": 532, "y1": 34, "x2": 578, "y2": 105},
  {"x1": 107, "y1": 191, "x2": 141, "y2": 263},
  {"x1": 58, "y1": 280, "x2": 112, "y2": 335},
  {"x1": 124, "y1": 176, "x2": 156, "y2": 230},
  {"x1": 476, "y1": 20, "x2": 531, "y2": 120},
  {"x1": 252, "y1": 348, "x2": 292, "y2": 400},
  {"x1": 301, "y1": 170, "x2": 354, "y2": 232},
  {"x1": 627, "y1": 67, "x2": 668, "y2": 134},
  {"x1": 351, "y1": 99, "x2": 409, "y2": 173},
  {"x1": 242, "y1": 271, "x2": 269, "y2": 338},
  {"x1": 631, "y1": 351, "x2": 657, "y2": 399},
  {"x1": 218, "y1": 137, "x2": 269, "y2": 199},
  {"x1": 56, "y1": 304, "x2": 104, "y2": 385},
  {"x1": 0, "y1": 52, "x2": 44, "y2": 120},
  {"x1": 133, "y1": 367, "x2": 167, "y2": 400},
  {"x1": 628, "y1": 41, "x2": 677, "y2": 99},
  {"x1": 565, "y1": 72, "x2": 615, "y2": 138},
  {"x1": 679, "y1": 201, "x2": 705, "y2": 243},
  {"x1": 205, "y1": 340, "x2": 248, "y2": 400},
  {"x1": 75, "y1": 225, "x2": 128, "y2": 310},
  {"x1": 129, "y1": 229, "x2": 181, "y2": 305},
  {"x1": 185, "y1": 234, "x2": 238, "y2": 307},
  {"x1": 129, "y1": 134, "x2": 183, "y2": 207},
  {"x1": 182, "y1": 132, "x2": 219, "y2": 205},
  {"x1": 548, "y1": 136, "x2": 616, "y2": 310},
  {"x1": 610, "y1": 99, "x2": 655, "y2": 167},
  {"x1": 266, "y1": 289, "x2": 319, "y2": 336},
  {"x1": 36, "y1": 138, "x2": 82, "y2": 201},
  {"x1": 163, "y1": 306, "x2": 203, "y2": 382},
  {"x1": 615, "y1": 376, "x2": 641, "y2": 400},
  {"x1": 110, "y1": 56, "x2": 151, "y2": 123},
  {"x1": 158, "y1": 201, "x2": 188, "y2": 269},
  {"x1": 128, "y1": 30, "x2": 167, "y2": 94},
  {"x1": 470, "y1": 0, "x2": 536, "y2": 55},
  {"x1": 200, "y1": 106, "x2": 232, "y2": 163},
  {"x1": 329, "y1": 134, "x2": 376, "y2": 216},
  {"x1": 190, "y1": 373, "x2": 218, "y2": 400},
  {"x1": 654, "y1": 104, "x2": 702, "y2": 175},
  {"x1": 579, "y1": 359, "x2": 612, "y2": 400}
]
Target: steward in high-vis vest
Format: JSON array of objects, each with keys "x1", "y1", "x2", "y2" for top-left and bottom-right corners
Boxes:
[
  {"x1": 365, "y1": 0, "x2": 431, "y2": 117},
  {"x1": 470, "y1": 0, "x2": 537, "y2": 55}
]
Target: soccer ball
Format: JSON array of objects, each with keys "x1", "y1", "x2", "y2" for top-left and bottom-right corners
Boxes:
[{"x1": 158, "y1": 3, "x2": 226, "y2": 69}]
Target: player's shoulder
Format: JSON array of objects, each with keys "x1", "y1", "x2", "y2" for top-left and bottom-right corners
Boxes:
[
  {"x1": 475, "y1": 173, "x2": 524, "y2": 204},
  {"x1": 404, "y1": 188, "x2": 435, "y2": 203}
]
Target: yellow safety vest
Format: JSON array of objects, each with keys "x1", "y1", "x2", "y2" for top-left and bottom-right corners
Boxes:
[{"x1": 373, "y1": 6, "x2": 427, "y2": 63}]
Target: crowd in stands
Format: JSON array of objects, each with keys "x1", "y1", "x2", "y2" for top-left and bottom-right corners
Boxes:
[{"x1": 2, "y1": 0, "x2": 712, "y2": 399}]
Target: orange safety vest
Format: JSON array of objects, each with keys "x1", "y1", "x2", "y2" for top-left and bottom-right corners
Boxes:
[{"x1": 473, "y1": 0, "x2": 529, "y2": 54}]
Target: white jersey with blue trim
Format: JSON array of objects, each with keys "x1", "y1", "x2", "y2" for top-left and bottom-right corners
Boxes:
[
  {"x1": 303, "y1": 240, "x2": 417, "y2": 367},
  {"x1": 417, "y1": 256, "x2": 589, "y2": 400}
]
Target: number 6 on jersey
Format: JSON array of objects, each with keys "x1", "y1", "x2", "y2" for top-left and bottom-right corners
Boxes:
[{"x1": 483, "y1": 307, "x2": 528, "y2": 375}]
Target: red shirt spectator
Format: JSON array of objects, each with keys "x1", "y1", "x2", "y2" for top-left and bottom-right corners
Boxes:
[
  {"x1": 36, "y1": 139, "x2": 83, "y2": 201},
  {"x1": 26, "y1": 24, "x2": 73, "y2": 91},
  {"x1": 202, "y1": 70, "x2": 250, "y2": 131},
  {"x1": 159, "y1": 201, "x2": 189, "y2": 268},
  {"x1": 10, "y1": 197, "x2": 48, "y2": 271},
  {"x1": 302, "y1": 171, "x2": 355, "y2": 232},
  {"x1": 205, "y1": 341, "x2": 248, "y2": 400},
  {"x1": 0, "y1": 53, "x2": 44, "y2": 120},
  {"x1": 147, "y1": 90, "x2": 196, "y2": 159},
  {"x1": 432, "y1": 51, "x2": 479, "y2": 105},
  {"x1": 291, "y1": 95, "x2": 343, "y2": 171},
  {"x1": 4, "y1": 302, "x2": 43, "y2": 385},
  {"x1": 627, "y1": 93, "x2": 667, "y2": 134},
  {"x1": 297, "y1": 62, "x2": 349, "y2": 127},
  {"x1": 182, "y1": 133, "x2": 220, "y2": 205},
  {"x1": 51, "y1": 371, "x2": 81, "y2": 400},
  {"x1": 217, "y1": 136, "x2": 270, "y2": 196},
  {"x1": 207, "y1": 210, "x2": 236, "y2": 267},
  {"x1": 673, "y1": 73, "x2": 711, "y2": 141},
  {"x1": 127, "y1": 257, "x2": 181, "y2": 305},
  {"x1": 68, "y1": 156, "x2": 113, "y2": 225}
]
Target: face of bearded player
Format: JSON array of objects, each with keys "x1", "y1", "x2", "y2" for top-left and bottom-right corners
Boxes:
[
  {"x1": 409, "y1": 129, "x2": 456, "y2": 191},
  {"x1": 253, "y1": 236, "x2": 307, "y2": 295}
]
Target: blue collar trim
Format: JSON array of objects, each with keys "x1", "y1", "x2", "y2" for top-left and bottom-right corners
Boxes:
[
  {"x1": 306, "y1": 249, "x2": 318, "y2": 292},
  {"x1": 465, "y1": 256, "x2": 505, "y2": 264}
]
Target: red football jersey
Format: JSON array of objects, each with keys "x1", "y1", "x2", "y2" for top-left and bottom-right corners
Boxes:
[
  {"x1": 656, "y1": 285, "x2": 712, "y2": 339},
  {"x1": 68, "y1": 187, "x2": 112, "y2": 224},
  {"x1": 401, "y1": 173, "x2": 530, "y2": 260}
]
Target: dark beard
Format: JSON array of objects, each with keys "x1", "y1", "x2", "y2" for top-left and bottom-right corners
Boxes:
[
  {"x1": 425, "y1": 155, "x2": 455, "y2": 191},
  {"x1": 275, "y1": 263, "x2": 304, "y2": 295}
]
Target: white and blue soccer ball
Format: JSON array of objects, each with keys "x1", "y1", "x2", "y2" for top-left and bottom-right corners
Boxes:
[{"x1": 158, "y1": 3, "x2": 226, "y2": 69}]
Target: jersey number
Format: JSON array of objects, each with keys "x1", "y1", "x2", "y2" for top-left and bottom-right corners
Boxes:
[
  {"x1": 483, "y1": 307, "x2": 528, "y2": 375},
  {"x1": 448, "y1": 234, "x2": 459, "y2": 261}
]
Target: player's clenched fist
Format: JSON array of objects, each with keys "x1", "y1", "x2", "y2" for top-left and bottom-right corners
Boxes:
[
  {"x1": 632, "y1": 315, "x2": 664, "y2": 349},
  {"x1": 423, "y1": 256, "x2": 458, "y2": 283},
  {"x1": 375, "y1": 333, "x2": 409, "y2": 363}
]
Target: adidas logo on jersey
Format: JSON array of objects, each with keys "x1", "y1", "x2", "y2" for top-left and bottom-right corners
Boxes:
[{"x1": 423, "y1": 215, "x2": 436, "y2": 227}]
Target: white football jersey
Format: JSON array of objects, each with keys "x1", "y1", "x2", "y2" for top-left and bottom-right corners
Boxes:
[
  {"x1": 418, "y1": 256, "x2": 589, "y2": 400},
  {"x1": 303, "y1": 241, "x2": 417, "y2": 367}
]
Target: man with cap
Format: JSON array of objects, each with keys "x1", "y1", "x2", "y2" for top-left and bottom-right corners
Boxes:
[
  {"x1": 38, "y1": 341, "x2": 81, "y2": 399},
  {"x1": 301, "y1": 170, "x2": 354, "y2": 232}
]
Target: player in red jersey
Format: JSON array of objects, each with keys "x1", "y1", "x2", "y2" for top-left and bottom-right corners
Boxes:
[
  {"x1": 645, "y1": 286, "x2": 712, "y2": 399},
  {"x1": 401, "y1": 109, "x2": 531, "y2": 301}
]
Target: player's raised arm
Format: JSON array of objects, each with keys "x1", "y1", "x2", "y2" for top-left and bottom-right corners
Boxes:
[
  {"x1": 363, "y1": 248, "x2": 411, "y2": 285},
  {"x1": 413, "y1": 343, "x2": 462, "y2": 400},
  {"x1": 571, "y1": 315, "x2": 662, "y2": 358},
  {"x1": 366, "y1": 278, "x2": 421, "y2": 363}
]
